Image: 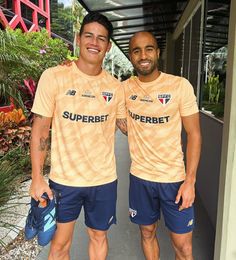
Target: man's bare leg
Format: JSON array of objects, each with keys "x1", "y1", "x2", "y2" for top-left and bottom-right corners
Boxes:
[
  {"x1": 48, "y1": 221, "x2": 76, "y2": 260},
  {"x1": 87, "y1": 228, "x2": 108, "y2": 260},
  {"x1": 139, "y1": 222, "x2": 160, "y2": 260},
  {"x1": 170, "y1": 231, "x2": 193, "y2": 260}
]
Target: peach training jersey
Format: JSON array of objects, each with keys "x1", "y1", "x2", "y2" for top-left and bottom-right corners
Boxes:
[
  {"x1": 123, "y1": 72, "x2": 199, "y2": 183},
  {"x1": 32, "y1": 62, "x2": 126, "y2": 187}
]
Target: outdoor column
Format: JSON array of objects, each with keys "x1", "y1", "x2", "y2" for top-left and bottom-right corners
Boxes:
[{"x1": 214, "y1": 0, "x2": 236, "y2": 259}]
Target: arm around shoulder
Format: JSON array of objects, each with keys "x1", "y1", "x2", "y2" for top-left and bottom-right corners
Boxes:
[
  {"x1": 116, "y1": 82, "x2": 127, "y2": 135},
  {"x1": 116, "y1": 118, "x2": 128, "y2": 135}
]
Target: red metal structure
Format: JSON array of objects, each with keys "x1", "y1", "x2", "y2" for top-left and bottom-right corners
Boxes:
[
  {"x1": 0, "y1": 0, "x2": 51, "y2": 113},
  {"x1": 0, "y1": 0, "x2": 50, "y2": 33}
]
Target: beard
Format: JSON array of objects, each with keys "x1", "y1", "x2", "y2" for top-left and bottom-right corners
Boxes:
[{"x1": 133, "y1": 60, "x2": 157, "y2": 76}]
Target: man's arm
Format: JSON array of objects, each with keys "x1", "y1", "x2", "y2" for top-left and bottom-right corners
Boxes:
[
  {"x1": 29, "y1": 114, "x2": 53, "y2": 202},
  {"x1": 116, "y1": 118, "x2": 128, "y2": 136},
  {"x1": 175, "y1": 112, "x2": 201, "y2": 210}
]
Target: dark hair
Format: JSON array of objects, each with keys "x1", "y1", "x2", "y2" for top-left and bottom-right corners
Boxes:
[{"x1": 80, "y1": 12, "x2": 113, "y2": 40}]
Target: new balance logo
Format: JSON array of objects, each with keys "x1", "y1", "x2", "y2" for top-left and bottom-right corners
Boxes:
[
  {"x1": 129, "y1": 95, "x2": 137, "y2": 100},
  {"x1": 187, "y1": 219, "x2": 194, "y2": 227},
  {"x1": 108, "y1": 216, "x2": 114, "y2": 224},
  {"x1": 66, "y1": 89, "x2": 76, "y2": 96}
]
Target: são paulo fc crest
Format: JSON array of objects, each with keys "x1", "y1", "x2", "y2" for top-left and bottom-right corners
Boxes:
[
  {"x1": 157, "y1": 94, "x2": 171, "y2": 105},
  {"x1": 129, "y1": 208, "x2": 137, "y2": 218},
  {"x1": 102, "y1": 91, "x2": 113, "y2": 103}
]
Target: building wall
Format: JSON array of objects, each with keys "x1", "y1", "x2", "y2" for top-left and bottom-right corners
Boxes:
[
  {"x1": 214, "y1": 0, "x2": 236, "y2": 257},
  {"x1": 197, "y1": 112, "x2": 223, "y2": 228}
]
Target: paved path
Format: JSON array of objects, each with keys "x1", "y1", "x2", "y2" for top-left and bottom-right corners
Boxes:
[{"x1": 37, "y1": 131, "x2": 214, "y2": 260}]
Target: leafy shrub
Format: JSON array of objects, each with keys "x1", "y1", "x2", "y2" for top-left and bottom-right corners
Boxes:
[
  {"x1": 0, "y1": 126, "x2": 31, "y2": 156},
  {"x1": 202, "y1": 74, "x2": 225, "y2": 120},
  {"x1": 0, "y1": 29, "x2": 37, "y2": 110},
  {"x1": 0, "y1": 146, "x2": 31, "y2": 182},
  {"x1": 18, "y1": 79, "x2": 37, "y2": 122},
  {"x1": 0, "y1": 28, "x2": 71, "y2": 116},
  {"x1": 211, "y1": 103, "x2": 224, "y2": 119},
  {"x1": 0, "y1": 146, "x2": 30, "y2": 247},
  {"x1": 0, "y1": 109, "x2": 26, "y2": 128}
]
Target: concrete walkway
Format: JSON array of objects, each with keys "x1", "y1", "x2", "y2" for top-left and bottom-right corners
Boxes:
[{"x1": 37, "y1": 131, "x2": 215, "y2": 260}]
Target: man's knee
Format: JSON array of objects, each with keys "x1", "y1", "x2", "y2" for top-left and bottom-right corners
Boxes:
[
  {"x1": 50, "y1": 239, "x2": 71, "y2": 258},
  {"x1": 88, "y1": 228, "x2": 107, "y2": 243},
  {"x1": 171, "y1": 234, "x2": 193, "y2": 257},
  {"x1": 139, "y1": 223, "x2": 157, "y2": 240},
  {"x1": 174, "y1": 242, "x2": 192, "y2": 257}
]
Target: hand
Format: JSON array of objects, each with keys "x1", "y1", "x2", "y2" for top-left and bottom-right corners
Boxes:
[
  {"x1": 175, "y1": 180, "x2": 195, "y2": 211},
  {"x1": 29, "y1": 175, "x2": 53, "y2": 202},
  {"x1": 116, "y1": 118, "x2": 128, "y2": 136}
]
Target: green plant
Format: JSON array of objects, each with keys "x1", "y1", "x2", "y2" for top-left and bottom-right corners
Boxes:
[
  {"x1": 51, "y1": 3, "x2": 76, "y2": 42},
  {"x1": 18, "y1": 79, "x2": 37, "y2": 122},
  {"x1": 0, "y1": 29, "x2": 38, "y2": 110},
  {"x1": 0, "y1": 146, "x2": 31, "y2": 179},
  {"x1": 22, "y1": 28, "x2": 71, "y2": 73},
  {"x1": 202, "y1": 74, "x2": 225, "y2": 119},
  {"x1": 0, "y1": 125, "x2": 31, "y2": 156},
  {"x1": 207, "y1": 75, "x2": 223, "y2": 104},
  {"x1": 211, "y1": 103, "x2": 224, "y2": 119},
  {"x1": 0, "y1": 147, "x2": 30, "y2": 247},
  {"x1": 103, "y1": 44, "x2": 133, "y2": 80},
  {"x1": 0, "y1": 28, "x2": 71, "y2": 116}
]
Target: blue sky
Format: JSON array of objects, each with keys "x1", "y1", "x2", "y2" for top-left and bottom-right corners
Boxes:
[{"x1": 58, "y1": 0, "x2": 72, "y2": 7}]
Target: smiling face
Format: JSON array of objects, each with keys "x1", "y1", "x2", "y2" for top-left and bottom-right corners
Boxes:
[
  {"x1": 129, "y1": 32, "x2": 160, "y2": 82},
  {"x1": 77, "y1": 22, "x2": 111, "y2": 69}
]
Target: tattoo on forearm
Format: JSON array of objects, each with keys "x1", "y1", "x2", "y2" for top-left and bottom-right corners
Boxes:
[
  {"x1": 39, "y1": 137, "x2": 50, "y2": 151},
  {"x1": 116, "y1": 118, "x2": 128, "y2": 135}
]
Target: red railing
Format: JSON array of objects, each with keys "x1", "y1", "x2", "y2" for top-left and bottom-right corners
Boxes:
[{"x1": 0, "y1": 0, "x2": 50, "y2": 33}]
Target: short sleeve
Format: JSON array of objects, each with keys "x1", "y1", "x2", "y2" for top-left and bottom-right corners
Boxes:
[
  {"x1": 179, "y1": 78, "x2": 199, "y2": 116},
  {"x1": 116, "y1": 83, "x2": 126, "y2": 119},
  {"x1": 31, "y1": 69, "x2": 57, "y2": 117}
]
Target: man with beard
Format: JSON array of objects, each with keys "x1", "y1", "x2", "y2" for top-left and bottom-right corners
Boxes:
[{"x1": 122, "y1": 31, "x2": 201, "y2": 259}]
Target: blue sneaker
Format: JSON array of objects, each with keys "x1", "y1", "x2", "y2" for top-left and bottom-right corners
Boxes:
[{"x1": 24, "y1": 192, "x2": 57, "y2": 246}]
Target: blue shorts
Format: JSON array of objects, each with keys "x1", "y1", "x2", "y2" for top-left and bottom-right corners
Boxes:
[
  {"x1": 129, "y1": 174, "x2": 194, "y2": 234},
  {"x1": 49, "y1": 179, "x2": 117, "y2": 231}
]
